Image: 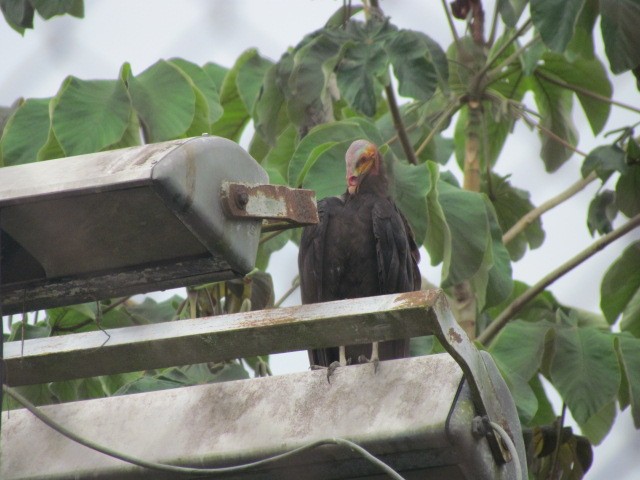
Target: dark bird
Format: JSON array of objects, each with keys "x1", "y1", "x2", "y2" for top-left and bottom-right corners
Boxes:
[{"x1": 298, "y1": 139, "x2": 421, "y2": 379}]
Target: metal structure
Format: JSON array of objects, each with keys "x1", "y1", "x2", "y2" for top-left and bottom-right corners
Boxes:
[
  {"x1": 0, "y1": 138, "x2": 527, "y2": 479},
  {"x1": 0, "y1": 136, "x2": 316, "y2": 314},
  {"x1": 2, "y1": 290, "x2": 527, "y2": 479}
]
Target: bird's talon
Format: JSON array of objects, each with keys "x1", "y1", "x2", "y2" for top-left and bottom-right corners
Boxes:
[{"x1": 327, "y1": 361, "x2": 342, "y2": 383}]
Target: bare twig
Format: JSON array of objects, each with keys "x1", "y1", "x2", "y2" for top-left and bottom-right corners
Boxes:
[
  {"x1": 274, "y1": 276, "x2": 300, "y2": 308},
  {"x1": 102, "y1": 296, "x2": 131, "y2": 314},
  {"x1": 536, "y1": 70, "x2": 640, "y2": 115},
  {"x1": 520, "y1": 108, "x2": 588, "y2": 157},
  {"x1": 384, "y1": 83, "x2": 418, "y2": 165},
  {"x1": 487, "y1": 0, "x2": 500, "y2": 46},
  {"x1": 486, "y1": 35, "x2": 541, "y2": 80},
  {"x1": 479, "y1": 212, "x2": 640, "y2": 345},
  {"x1": 502, "y1": 172, "x2": 598, "y2": 244},
  {"x1": 549, "y1": 404, "x2": 567, "y2": 479},
  {"x1": 415, "y1": 98, "x2": 462, "y2": 157},
  {"x1": 477, "y1": 17, "x2": 532, "y2": 80},
  {"x1": 441, "y1": 0, "x2": 460, "y2": 47}
]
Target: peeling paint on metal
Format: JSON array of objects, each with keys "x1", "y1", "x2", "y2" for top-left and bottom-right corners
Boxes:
[{"x1": 448, "y1": 327, "x2": 463, "y2": 344}]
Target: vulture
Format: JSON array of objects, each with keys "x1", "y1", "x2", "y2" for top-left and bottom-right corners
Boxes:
[{"x1": 298, "y1": 139, "x2": 421, "y2": 378}]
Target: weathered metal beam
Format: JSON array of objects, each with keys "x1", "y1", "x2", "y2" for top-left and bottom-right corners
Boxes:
[
  {"x1": 221, "y1": 182, "x2": 318, "y2": 226},
  {"x1": 1, "y1": 355, "x2": 527, "y2": 480},
  {"x1": 5, "y1": 290, "x2": 441, "y2": 387}
]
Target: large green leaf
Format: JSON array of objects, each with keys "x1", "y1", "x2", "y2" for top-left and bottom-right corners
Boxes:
[
  {"x1": 256, "y1": 229, "x2": 292, "y2": 271},
  {"x1": 169, "y1": 58, "x2": 223, "y2": 126},
  {"x1": 566, "y1": 0, "x2": 599, "y2": 60},
  {"x1": 454, "y1": 102, "x2": 515, "y2": 172},
  {"x1": 600, "y1": 0, "x2": 640, "y2": 73},
  {"x1": 616, "y1": 164, "x2": 640, "y2": 217},
  {"x1": 31, "y1": 0, "x2": 83, "y2": 20},
  {"x1": 480, "y1": 197, "x2": 514, "y2": 308},
  {"x1": 122, "y1": 296, "x2": 184, "y2": 324},
  {"x1": 386, "y1": 29, "x2": 448, "y2": 101},
  {"x1": 529, "y1": 374, "x2": 558, "y2": 425},
  {"x1": 126, "y1": 60, "x2": 195, "y2": 142},
  {"x1": 288, "y1": 119, "x2": 380, "y2": 186},
  {"x1": 0, "y1": 0, "x2": 33, "y2": 32},
  {"x1": 423, "y1": 161, "x2": 451, "y2": 265},
  {"x1": 587, "y1": 190, "x2": 618, "y2": 236},
  {"x1": 497, "y1": 0, "x2": 528, "y2": 27},
  {"x1": 49, "y1": 377, "x2": 106, "y2": 403},
  {"x1": 579, "y1": 401, "x2": 617, "y2": 445},
  {"x1": 601, "y1": 241, "x2": 640, "y2": 332},
  {"x1": 438, "y1": 181, "x2": 491, "y2": 287},
  {"x1": 616, "y1": 334, "x2": 640, "y2": 427},
  {"x1": 0, "y1": 99, "x2": 21, "y2": 137},
  {"x1": 389, "y1": 159, "x2": 433, "y2": 245},
  {"x1": 236, "y1": 51, "x2": 273, "y2": 114},
  {"x1": 486, "y1": 280, "x2": 560, "y2": 325},
  {"x1": 202, "y1": 62, "x2": 228, "y2": 91},
  {"x1": 335, "y1": 20, "x2": 394, "y2": 116},
  {"x1": 581, "y1": 144, "x2": 627, "y2": 181},
  {"x1": 36, "y1": 126, "x2": 65, "y2": 161},
  {"x1": 530, "y1": 74, "x2": 578, "y2": 172},
  {"x1": 531, "y1": 0, "x2": 586, "y2": 53},
  {"x1": 8, "y1": 321, "x2": 51, "y2": 341},
  {"x1": 210, "y1": 50, "x2": 255, "y2": 142},
  {"x1": 287, "y1": 33, "x2": 341, "y2": 128},
  {"x1": 52, "y1": 77, "x2": 132, "y2": 156},
  {"x1": 484, "y1": 174, "x2": 545, "y2": 261},
  {"x1": 376, "y1": 96, "x2": 452, "y2": 164},
  {"x1": 254, "y1": 63, "x2": 289, "y2": 145},
  {"x1": 489, "y1": 320, "x2": 552, "y2": 422},
  {"x1": 538, "y1": 53, "x2": 612, "y2": 135},
  {"x1": 0, "y1": 98, "x2": 50, "y2": 166},
  {"x1": 302, "y1": 139, "x2": 355, "y2": 199},
  {"x1": 550, "y1": 323, "x2": 621, "y2": 435},
  {"x1": 262, "y1": 124, "x2": 297, "y2": 182},
  {"x1": 115, "y1": 362, "x2": 249, "y2": 395}
]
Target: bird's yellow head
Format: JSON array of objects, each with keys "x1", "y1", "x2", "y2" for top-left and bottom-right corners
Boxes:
[{"x1": 345, "y1": 140, "x2": 381, "y2": 194}]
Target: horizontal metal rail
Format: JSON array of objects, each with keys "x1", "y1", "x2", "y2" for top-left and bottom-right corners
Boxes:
[{"x1": 5, "y1": 290, "x2": 441, "y2": 387}]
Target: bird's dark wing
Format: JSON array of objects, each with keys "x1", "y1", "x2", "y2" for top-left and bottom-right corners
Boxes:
[
  {"x1": 299, "y1": 196, "x2": 346, "y2": 367},
  {"x1": 371, "y1": 199, "x2": 420, "y2": 294},
  {"x1": 298, "y1": 195, "x2": 345, "y2": 304}
]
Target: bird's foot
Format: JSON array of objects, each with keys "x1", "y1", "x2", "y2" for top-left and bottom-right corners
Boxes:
[
  {"x1": 358, "y1": 354, "x2": 380, "y2": 373},
  {"x1": 327, "y1": 361, "x2": 342, "y2": 383}
]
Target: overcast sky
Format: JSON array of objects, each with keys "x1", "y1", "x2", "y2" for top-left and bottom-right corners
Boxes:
[{"x1": 1, "y1": 1, "x2": 638, "y2": 477}]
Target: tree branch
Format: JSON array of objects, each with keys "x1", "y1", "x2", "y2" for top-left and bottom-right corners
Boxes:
[
  {"x1": 274, "y1": 276, "x2": 300, "y2": 308},
  {"x1": 385, "y1": 83, "x2": 418, "y2": 164},
  {"x1": 415, "y1": 97, "x2": 462, "y2": 157},
  {"x1": 502, "y1": 172, "x2": 598, "y2": 244},
  {"x1": 441, "y1": 0, "x2": 460, "y2": 48},
  {"x1": 479, "y1": 212, "x2": 640, "y2": 345},
  {"x1": 476, "y1": 17, "x2": 532, "y2": 80},
  {"x1": 520, "y1": 108, "x2": 588, "y2": 157},
  {"x1": 536, "y1": 70, "x2": 640, "y2": 115},
  {"x1": 486, "y1": 35, "x2": 541, "y2": 80}
]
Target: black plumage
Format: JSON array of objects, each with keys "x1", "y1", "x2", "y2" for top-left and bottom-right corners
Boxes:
[{"x1": 298, "y1": 140, "x2": 421, "y2": 369}]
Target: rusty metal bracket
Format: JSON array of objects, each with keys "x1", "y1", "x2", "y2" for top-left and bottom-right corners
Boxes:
[{"x1": 221, "y1": 183, "x2": 318, "y2": 231}]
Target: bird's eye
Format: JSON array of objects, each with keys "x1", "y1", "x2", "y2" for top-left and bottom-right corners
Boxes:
[{"x1": 356, "y1": 156, "x2": 366, "y2": 167}]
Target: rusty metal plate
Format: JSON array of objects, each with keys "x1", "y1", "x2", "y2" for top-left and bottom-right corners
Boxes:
[{"x1": 221, "y1": 183, "x2": 318, "y2": 227}]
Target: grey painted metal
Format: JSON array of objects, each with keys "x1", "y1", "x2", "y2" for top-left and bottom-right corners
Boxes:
[
  {"x1": 0, "y1": 354, "x2": 525, "y2": 479},
  {"x1": 0, "y1": 136, "x2": 268, "y2": 314},
  {"x1": 5, "y1": 290, "x2": 442, "y2": 386}
]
